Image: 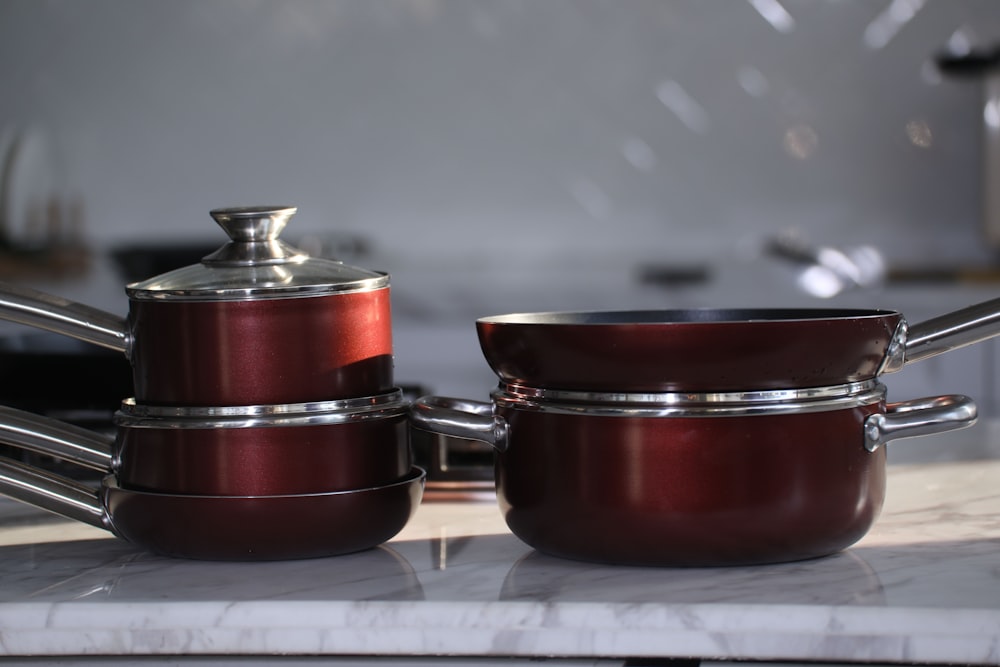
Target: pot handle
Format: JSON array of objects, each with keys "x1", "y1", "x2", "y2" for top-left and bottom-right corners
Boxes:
[
  {"x1": 410, "y1": 396, "x2": 510, "y2": 453},
  {"x1": 864, "y1": 394, "x2": 978, "y2": 452},
  {"x1": 0, "y1": 281, "x2": 130, "y2": 354},
  {"x1": 0, "y1": 405, "x2": 117, "y2": 531},
  {"x1": 0, "y1": 456, "x2": 110, "y2": 530},
  {"x1": 0, "y1": 404, "x2": 114, "y2": 472},
  {"x1": 882, "y1": 296, "x2": 1000, "y2": 372}
]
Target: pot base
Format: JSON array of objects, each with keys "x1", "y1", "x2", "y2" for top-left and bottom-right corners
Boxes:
[
  {"x1": 105, "y1": 467, "x2": 426, "y2": 561},
  {"x1": 495, "y1": 406, "x2": 887, "y2": 567}
]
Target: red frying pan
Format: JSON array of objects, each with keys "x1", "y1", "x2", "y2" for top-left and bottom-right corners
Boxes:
[
  {"x1": 0, "y1": 458, "x2": 424, "y2": 561},
  {"x1": 475, "y1": 297, "x2": 1000, "y2": 391}
]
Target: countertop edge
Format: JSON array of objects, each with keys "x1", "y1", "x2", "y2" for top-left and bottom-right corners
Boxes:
[{"x1": 1, "y1": 600, "x2": 999, "y2": 664}]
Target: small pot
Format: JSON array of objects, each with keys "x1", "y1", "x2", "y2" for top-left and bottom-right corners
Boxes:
[
  {"x1": 476, "y1": 297, "x2": 1000, "y2": 391},
  {"x1": 0, "y1": 390, "x2": 411, "y2": 496},
  {"x1": 0, "y1": 459, "x2": 425, "y2": 561},
  {"x1": 411, "y1": 382, "x2": 977, "y2": 566},
  {"x1": 0, "y1": 206, "x2": 393, "y2": 406}
]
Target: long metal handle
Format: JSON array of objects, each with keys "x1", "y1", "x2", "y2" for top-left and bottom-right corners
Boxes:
[
  {"x1": 0, "y1": 405, "x2": 114, "y2": 471},
  {"x1": 410, "y1": 396, "x2": 509, "y2": 453},
  {"x1": 0, "y1": 282, "x2": 129, "y2": 354},
  {"x1": 904, "y1": 296, "x2": 1000, "y2": 365},
  {"x1": 0, "y1": 456, "x2": 109, "y2": 529},
  {"x1": 864, "y1": 394, "x2": 978, "y2": 452}
]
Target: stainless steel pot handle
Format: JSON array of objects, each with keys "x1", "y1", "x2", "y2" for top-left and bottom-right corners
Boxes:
[
  {"x1": 0, "y1": 404, "x2": 114, "y2": 471},
  {"x1": 864, "y1": 394, "x2": 978, "y2": 452},
  {"x1": 410, "y1": 396, "x2": 510, "y2": 453},
  {"x1": 0, "y1": 456, "x2": 110, "y2": 529},
  {"x1": 906, "y1": 297, "x2": 1000, "y2": 364},
  {"x1": 882, "y1": 296, "x2": 1000, "y2": 373},
  {"x1": 0, "y1": 281, "x2": 130, "y2": 354},
  {"x1": 0, "y1": 404, "x2": 116, "y2": 529}
]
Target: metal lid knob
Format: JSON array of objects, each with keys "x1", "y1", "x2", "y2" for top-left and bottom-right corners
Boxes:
[
  {"x1": 126, "y1": 205, "x2": 389, "y2": 302},
  {"x1": 209, "y1": 206, "x2": 296, "y2": 243},
  {"x1": 201, "y1": 206, "x2": 308, "y2": 267}
]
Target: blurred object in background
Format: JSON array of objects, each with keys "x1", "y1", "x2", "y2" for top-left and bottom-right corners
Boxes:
[
  {"x1": 0, "y1": 126, "x2": 89, "y2": 281},
  {"x1": 764, "y1": 229, "x2": 886, "y2": 299}
]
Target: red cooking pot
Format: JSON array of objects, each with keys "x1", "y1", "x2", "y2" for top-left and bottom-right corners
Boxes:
[
  {"x1": 411, "y1": 382, "x2": 977, "y2": 566},
  {"x1": 0, "y1": 390, "x2": 411, "y2": 496},
  {"x1": 0, "y1": 458, "x2": 425, "y2": 561},
  {"x1": 476, "y1": 297, "x2": 1000, "y2": 391},
  {"x1": 0, "y1": 206, "x2": 393, "y2": 406}
]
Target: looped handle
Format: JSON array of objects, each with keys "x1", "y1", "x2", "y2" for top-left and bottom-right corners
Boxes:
[
  {"x1": 864, "y1": 394, "x2": 978, "y2": 452},
  {"x1": 409, "y1": 396, "x2": 510, "y2": 453}
]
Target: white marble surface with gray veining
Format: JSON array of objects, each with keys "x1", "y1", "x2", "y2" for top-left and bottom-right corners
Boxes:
[{"x1": 0, "y1": 424, "x2": 999, "y2": 664}]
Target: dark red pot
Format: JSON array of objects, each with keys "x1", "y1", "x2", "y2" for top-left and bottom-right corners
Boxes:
[
  {"x1": 113, "y1": 394, "x2": 411, "y2": 496},
  {"x1": 0, "y1": 391, "x2": 411, "y2": 497},
  {"x1": 411, "y1": 384, "x2": 977, "y2": 566},
  {"x1": 128, "y1": 290, "x2": 392, "y2": 406},
  {"x1": 0, "y1": 206, "x2": 393, "y2": 406}
]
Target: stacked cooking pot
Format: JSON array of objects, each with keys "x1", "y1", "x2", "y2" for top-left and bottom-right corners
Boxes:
[
  {"x1": 412, "y1": 304, "x2": 1000, "y2": 566},
  {"x1": 0, "y1": 206, "x2": 424, "y2": 560}
]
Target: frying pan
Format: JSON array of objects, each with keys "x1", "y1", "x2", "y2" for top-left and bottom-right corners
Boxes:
[
  {"x1": 476, "y1": 297, "x2": 1000, "y2": 391},
  {"x1": 0, "y1": 206, "x2": 393, "y2": 406},
  {"x1": 411, "y1": 382, "x2": 977, "y2": 566},
  {"x1": 0, "y1": 458, "x2": 425, "y2": 560},
  {"x1": 0, "y1": 390, "x2": 411, "y2": 496}
]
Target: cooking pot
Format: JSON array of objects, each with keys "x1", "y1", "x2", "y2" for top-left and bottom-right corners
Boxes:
[
  {"x1": 411, "y1": 382, "x2": 977, "y2": 566},
  {"x1": 0, "y1": 457, "x2": 425, "y2": 560},
  {"x1": 0, "y1": 206, "x2": 393, "y2": 406},
  {"x1": 0, "y1": 390, "x2": 410, "y2": 496},
  {"x1": 476, "y1": 297, "x2": 1000, "y2": 391}
]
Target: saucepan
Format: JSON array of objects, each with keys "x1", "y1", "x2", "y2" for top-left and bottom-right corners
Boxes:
[
  {"x1": 475, "y1": 297, "x2": 1000, "y2": 391},
  {"x1": 0, "y1": 457, "x2": 425, "y2": 560},
  {"x1": 0, "y1": 391, "x2": 411, "y2": 496},
  {"x1": 0, "y1": 206, "x2": 393, "y2": 406},
  {"x1": 410, "y1": 296, "x2": 1000, "y2": 566},
  {"x1": 411, "y1": 383, "x2": 976, "y2": 566}
]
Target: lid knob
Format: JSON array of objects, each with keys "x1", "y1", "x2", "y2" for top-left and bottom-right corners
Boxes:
[
  {"x1": 209, "y1": 206, "x2": 297, "y2": 242},
  {"x1": 202, "y1": 206, "x2": 307, "y2": 267}
]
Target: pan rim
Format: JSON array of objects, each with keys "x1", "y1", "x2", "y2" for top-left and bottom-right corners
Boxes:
[{"x1": 477, "y1": 308, "x2": 901, "y2": 325}]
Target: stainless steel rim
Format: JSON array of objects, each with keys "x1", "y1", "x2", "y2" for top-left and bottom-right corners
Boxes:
[
  {"x1": 125, "y1": 274, "x2": 390, "y2": 302},
  {"x1": 115, "y1": 389, "x2": 408, "y2": 429},
  {"x1": 493, "y1": 380, "x2": 886, "y2": 417}
]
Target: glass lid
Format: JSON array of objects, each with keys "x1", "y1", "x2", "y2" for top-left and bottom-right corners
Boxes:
[{"x1": 125, "y1": 206, "x2": 389, "y2": 302}]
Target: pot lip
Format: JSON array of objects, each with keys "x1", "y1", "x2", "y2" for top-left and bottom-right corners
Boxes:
[
  {"x1": 477, "y1": 307, "x2": 901, "y2": 326},
  {"x1": 114, "y1": 388, "x2": 408, "y2": 429},
  {"x1": 493, "y1": 380, "x2": 886, "y2": 417},
  {"x1": 125, "y1": 271, "x2": 390, "y2": 302}
]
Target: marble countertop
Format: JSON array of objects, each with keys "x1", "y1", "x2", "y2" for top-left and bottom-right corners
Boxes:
[{"x1": 1, "y1": 424, "x2": 999, "y2": 664}]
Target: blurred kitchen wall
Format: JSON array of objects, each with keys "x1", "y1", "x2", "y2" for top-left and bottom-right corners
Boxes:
[
  {"x1": 4, "y1": 0, "x2": 1000, "y2": 399},
  {"x1": 3, "y1": 1, "x2": 999, "y2": 261}
]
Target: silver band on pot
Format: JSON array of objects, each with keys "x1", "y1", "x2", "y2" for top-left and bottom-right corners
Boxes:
[
  {"x1": 125, "y1": 272, "x2": 390, "y2": 302},
  {"x1": 492, "y1": 380, "x2": 886, "y2": 417},
  {"x1": 114, "y1": 389, "x2": 408, "y2": 429}
]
